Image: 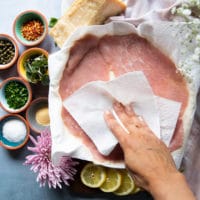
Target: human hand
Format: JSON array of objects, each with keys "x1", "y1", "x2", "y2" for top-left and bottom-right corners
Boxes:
[{"x1": 104, "y1": 102, "x2": 178, "y2": 192}]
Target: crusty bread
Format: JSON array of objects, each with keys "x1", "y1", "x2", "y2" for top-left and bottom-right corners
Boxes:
[{"x1": 49, "y1": 0, "x2": 126, "y2": 48}]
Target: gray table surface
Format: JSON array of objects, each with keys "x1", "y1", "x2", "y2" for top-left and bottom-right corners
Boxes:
[{"x1": 0, "y1": 0, "x2": 199, "y2": 199}]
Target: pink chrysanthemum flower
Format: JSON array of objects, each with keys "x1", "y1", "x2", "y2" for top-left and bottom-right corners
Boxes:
[{"x1": 24, "y1": 129, "x2": 79, "y2": 189}]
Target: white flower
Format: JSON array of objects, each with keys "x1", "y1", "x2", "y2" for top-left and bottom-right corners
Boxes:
[
  {"x1": 192, "y1": 54, "x2": 200, "y2": 62},
  {"x1": 171, "y1": 7, "x2": 177, "y2": 14},
  {"x1": 192, "y1": 18, "x2": 200, "y2": 23},
  {"x1": 196, "y1": 34, "x2": 200, "y2": 44},
  {"x1": 194, "y1": 47, "x2": 200, "y2": 56}
]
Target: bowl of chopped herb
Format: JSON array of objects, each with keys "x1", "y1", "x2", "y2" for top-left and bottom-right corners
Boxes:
[
  {"x1": 0, "y1": 114, "x2": 30, "y2": 150},
  {"x1": 0, "y1": 77, "x2": 32, "y2": 113},
  {"x1": 17, "y1": 47, "x2": 49, "y2": 85},
  {"x1": 0, "y1": 34, "x2": 19, "y2": 70},
  {"x1": 13, "y1": 10, "x2": 48, "y2": 46}
]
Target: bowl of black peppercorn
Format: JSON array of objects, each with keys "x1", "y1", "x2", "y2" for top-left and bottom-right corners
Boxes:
[{"x1": 0, "y1": 34, "x2": 19, "y2": 70}]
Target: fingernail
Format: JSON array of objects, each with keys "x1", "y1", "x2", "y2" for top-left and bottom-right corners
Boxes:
[
  {"x1": 114, "y1": 101, "x2": 122, "y2": 108},
  {"x1": 105, "y1": 110, "x2": 110, "y2": 115}
]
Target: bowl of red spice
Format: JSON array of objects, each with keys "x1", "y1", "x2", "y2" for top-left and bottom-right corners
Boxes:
[{"x1": 13, "y1": 10, "x2": 48, "y2": 46}]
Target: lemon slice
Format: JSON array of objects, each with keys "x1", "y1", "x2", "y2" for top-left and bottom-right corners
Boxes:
[
  {"x1": 132, "y1": 186, "x2": 141, "y2": 193},
  {"x1": 114, "y1": 169, "x2": 135, "y2": 196},
  {"x1": 80, "y1": 163, "x2": 106, "y2": 188},
  {"x1": 100, "y1": 168, "x2": 122, "y2": 192}
]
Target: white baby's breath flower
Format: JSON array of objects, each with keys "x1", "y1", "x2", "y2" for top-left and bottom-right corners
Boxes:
[
  {"x1": 182, "y1": 8, "x2": 192, "y2": 16},
  {"x1": 196, "y1": 34, "x2": 200, "y2": 44},
  {"x1": 192, "y1": 53, "x2": 200, "y2": 62},
  {"x1": 182, "y1": 3, "x2": 190, "y2": 8},
  {"x1": 171, "y1": 7, "x2": 177, "y2": 14},
  {"x1": 192, "y1": 18, "x2": 200, "y2": 23},
  {"x1": 194, "y1": 47, "x2": 200, "y2": 56},
  {"x1": 188, "y1": 0, "x2": 200, "y2": 7}
]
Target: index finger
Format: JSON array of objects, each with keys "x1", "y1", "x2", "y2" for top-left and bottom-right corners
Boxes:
[{"x1": 104, "y1": 111, "x2": 129, "y2": 147}]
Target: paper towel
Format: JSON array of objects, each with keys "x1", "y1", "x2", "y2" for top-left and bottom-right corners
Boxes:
[
  {"x1": 63, "y1": 71, "x2": 182, "y2": 156},
  {"x1": 63, "y1": 71, "x2": 162, "y2": 156},
  {"x1": 156, "y1": 96, "x2": 181, "y2": 146},
  {"x1": 49, "y1": 21, "x2": 199, "y2": 168}
]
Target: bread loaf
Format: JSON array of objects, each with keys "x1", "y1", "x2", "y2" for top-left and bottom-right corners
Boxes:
[{"x1": 49, "y1": 0, "x2": 126, "y2": 48}]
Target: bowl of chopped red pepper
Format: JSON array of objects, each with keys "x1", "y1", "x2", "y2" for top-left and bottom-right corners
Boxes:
[{"x1": 13, "y1": 10, "x2": 48, "y2": 46}]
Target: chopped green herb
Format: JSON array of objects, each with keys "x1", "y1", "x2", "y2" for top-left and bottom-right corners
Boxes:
[
  {"x1": 24, "y1": 54, "x2": 49, "y2": 85},
  {"x1": 49, "y1": 17, "x2": 58, "y2": 28},
  {"x1": 4, "y1": 81, "x2": 29, "y2": 109}
]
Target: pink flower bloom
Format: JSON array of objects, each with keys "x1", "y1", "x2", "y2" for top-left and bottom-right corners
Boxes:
[{"x1": 24, "y1": 129, "x2": 79, "y2": 189}]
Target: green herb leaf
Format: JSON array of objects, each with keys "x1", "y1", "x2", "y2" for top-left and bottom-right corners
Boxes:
[
  {"x1": 41, "y1": 74, "x2": 50, "y2": 86},
  {"x1": 4, "y1": 81, "x2": 28, "y2": 109},
  {"x1": 49, "y1": 17, "x2": 58, "y2": 28},
  {"x1": 24, "y1": 54, "x2": 49, "y2": 85}
]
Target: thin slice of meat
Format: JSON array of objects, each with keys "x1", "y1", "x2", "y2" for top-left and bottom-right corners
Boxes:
[
  {"x1": 60, "y1": 41, "x2": 111, "y2": 99},
  {"x1": 66, "y1": 35, "x2": 99, "y2": 75},
  {"x1": 59, "y1": 33, "x2": 189, "y2": 162},
  {"x1": 98, "y1": 34, "x2": 189, "y2": 151}
]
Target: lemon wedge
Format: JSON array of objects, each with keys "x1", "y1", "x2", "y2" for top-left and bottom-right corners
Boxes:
[
  {"x1": 114, "y1": 169, "x2": 135, "y2": 196},
  {"x1": 80, "y1": 163, "x2": 106, "y2": 188},
  {"x1": 100, "y1": 168, "x2": 122, "y2": 193}
]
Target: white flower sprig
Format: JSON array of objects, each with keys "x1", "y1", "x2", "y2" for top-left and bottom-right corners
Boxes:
[{"x1": 171, "y1": 0, "x2": 200, "y2": 64}]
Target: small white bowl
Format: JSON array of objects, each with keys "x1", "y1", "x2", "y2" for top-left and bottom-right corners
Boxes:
[
  {"x1": 0, "y1": 77, "x2": 32, "y2": 113},
  {"x1": 0, "y1": 114, "x2": 30, "y2": 150},
  {"x1": 26, "y1": 97, "x2": 49, "y2": 133}
]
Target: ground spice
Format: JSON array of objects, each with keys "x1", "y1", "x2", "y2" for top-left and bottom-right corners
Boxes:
[
  {"x1": 21, "y1": 20, "x2": 44, "y2": 41},
  {"x1": 35, "y1": 107, "x2": 50, "y2": 126}
]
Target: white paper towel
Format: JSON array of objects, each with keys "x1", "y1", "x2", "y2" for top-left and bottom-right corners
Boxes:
[
  {"x1": 156, "y1": 96, "x2": 181, "y2": 147},
  {"x1": 49, "y1": 20, "x2": 200, "y2": 168},
  {"x1": 63, "y1": 71, "x2": 162, "y2": 155}
]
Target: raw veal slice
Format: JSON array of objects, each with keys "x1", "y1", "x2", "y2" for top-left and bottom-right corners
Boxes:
[
  {"x1": 59, "y1": 34, "x2": 188, "y2": 162},
  {"x1": 49, "y1": 21, "x2": 200, "y2": 168}
]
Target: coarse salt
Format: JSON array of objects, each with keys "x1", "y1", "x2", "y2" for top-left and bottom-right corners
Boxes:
[{"x1": 2, "y1": 119, "x2": 27, "y2": 143}]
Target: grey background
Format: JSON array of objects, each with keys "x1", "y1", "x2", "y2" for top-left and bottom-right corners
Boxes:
[{"x1": 0, "y1": 0, "x2": 199, "y2": 199}]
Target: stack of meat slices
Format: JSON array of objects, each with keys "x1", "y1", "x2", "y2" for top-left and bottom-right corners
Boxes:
[{"x1": 58, "y1": 32, "x2": 189, "y2": 165}]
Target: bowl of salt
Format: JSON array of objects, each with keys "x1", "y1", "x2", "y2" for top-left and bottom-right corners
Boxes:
[{"x1": 0, "y1": 114, "x2": 30, "y2": 150}]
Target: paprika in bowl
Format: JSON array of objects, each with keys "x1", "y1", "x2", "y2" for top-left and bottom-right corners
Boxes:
[{"x1": 13, "y1": 10, "x2": 48, "y2": 46}]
